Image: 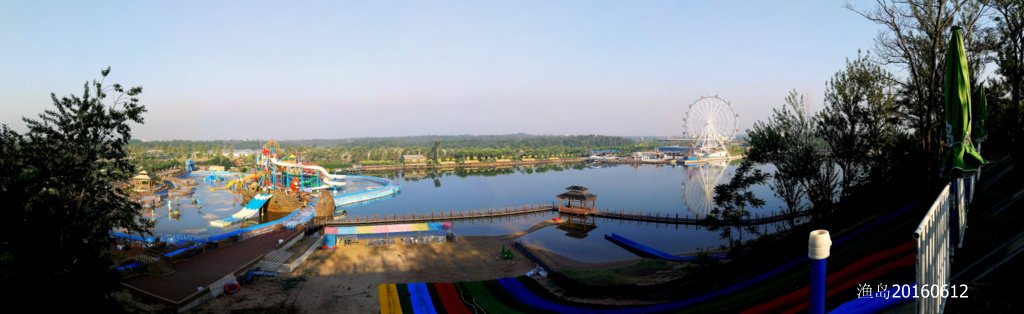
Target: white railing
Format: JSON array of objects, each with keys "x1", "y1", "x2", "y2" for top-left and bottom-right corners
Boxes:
[
  {"x1": 914, "y1": 184, "x2": 951, "y2": 314},
  {"x1": 914, "y1": 170, "x2": 981, "y2": 314}
]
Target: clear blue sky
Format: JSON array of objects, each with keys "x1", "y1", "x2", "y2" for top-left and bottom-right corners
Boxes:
[{"x1": 1, "y1": 1, "x2": 880, "y2": 140}]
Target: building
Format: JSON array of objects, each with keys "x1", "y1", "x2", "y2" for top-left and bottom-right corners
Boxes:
[
  {"x1": 231, "y1": 149, "x2": 256, "y2": 157},
  {"x1": 656, "y1": 146, "x2": 694, "y2": 157},
  {"x1": 631, "y1": 151, "x2": 666, "y2": 162},
  {"x1": 208, "y1": 165, "x2": 226, "y2": 172},
  {"x1": 133, "y1": 171, "x2": 153, "y2": 192},
  {"x1": 556, "y1": 185, "x2": 598, "y2": 237},
  {"x1": 401, "y1": 154, "x2": 428, "y2": 165},
  {"x1": 556, "y1": 185, "x2": 598, "y2": 216}
]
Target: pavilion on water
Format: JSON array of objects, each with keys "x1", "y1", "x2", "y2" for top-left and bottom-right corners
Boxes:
[
  {"x1": 556, "y1": 185, "x2": 598, "y2": 236},
  {"x1": 556, "y1": 185, "x2": 597, "y2": 215}
]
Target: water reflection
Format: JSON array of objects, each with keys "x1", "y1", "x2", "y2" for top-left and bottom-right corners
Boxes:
[
  {"x1": 341, "y1": 162, "x2": 783, "y2": 263},
  {"x1": 681, "y1": 161, "x2": 730, "y2": 217}
]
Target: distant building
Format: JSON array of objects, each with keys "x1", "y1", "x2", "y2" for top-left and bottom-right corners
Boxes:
[
  {"x1": 208, "y1": 165, "x2": 226, "y2": 172},
  {"x1": 401, "y1": 154, "x2": 428, "y2": 165},
  {"x1": 231, "y1": 149, "x2": 256, "y2": 157},
  {"x1": 631, "y1": 151, "x2": 665, "y2": 162},
  {"x1": 656, "y1": 146, "x2": 693, "y2": 157},
  {"x1": 590, "y1": 149, "x2": 619, "y2": 157},
  {"x1": 133, "y1": 171, "x2": 153, "y2": 192}
]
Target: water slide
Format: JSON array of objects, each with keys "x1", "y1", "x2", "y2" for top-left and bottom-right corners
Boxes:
[
  {"x1": 209, "y1": 194, "x2": 272, "y2": 228},
  {"x1": 604, "y1": 233, "x2": 728, "y2": 262},
  {"x1": 209, "y1": 178, "x2": 240, "y2": 191},
  {"x1": 408, "y1": 282, "x2": 438, "y2": 314},
  {"x1": 268, "y1": 157, "x2": 346, "y2": 189}
]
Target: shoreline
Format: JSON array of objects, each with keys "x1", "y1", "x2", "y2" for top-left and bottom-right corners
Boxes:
[{"x1": 348, "y1": 157, "x2": 586, "y2": 171}]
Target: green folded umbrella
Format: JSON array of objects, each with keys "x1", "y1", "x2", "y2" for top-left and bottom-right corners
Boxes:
[
  {"x1": 941, "y1": 26, "x2": 986, "y2": 176},
  {"x1": 972, "y1": 86, "x2": 988, "y2": 142}
]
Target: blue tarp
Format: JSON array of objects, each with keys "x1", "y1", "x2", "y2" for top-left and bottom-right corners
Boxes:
[{"x1": 116, "y1": 262, "x2": 141, "y2": 272}]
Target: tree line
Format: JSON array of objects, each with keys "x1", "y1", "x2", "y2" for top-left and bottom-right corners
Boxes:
[{"x1": 712, "y1": 0, "x2": 1023, "y2": 248}]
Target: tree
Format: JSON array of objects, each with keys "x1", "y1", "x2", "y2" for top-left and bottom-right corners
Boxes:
[
  {"x1": 430, "y1": 141, "x2": 441, "y2": 165},
  {"x1": 749, "y1": 92, "x2": 827, "y2": 214},
  {"x1": 818, "y1": 52, "x2": 900, "y2": 202},
  {"x1": 710, "y1": 160, "x2": 768, "y2": 250},
  {"x1": 0, "y1": 68, "x2": 150, "y2": 310},
  {"x1": 987, "y1": 0, "x2": 1024, "y2": 160},
  {"x1": 847, "y1": 0, "x2": 989, "y2": 189}
]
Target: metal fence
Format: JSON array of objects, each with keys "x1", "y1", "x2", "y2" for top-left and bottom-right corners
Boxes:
[
  {"x1": 914, "y1": 171, "x2": 980, "y2": 314},
  {"x1": 914, "y1": 184, "x2": 951, "y2": 314}
]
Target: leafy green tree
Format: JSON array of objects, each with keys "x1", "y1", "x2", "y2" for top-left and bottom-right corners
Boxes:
[
  {"x1": 0, "y1": 68, "x2": 150, "y2": 310},
  {"x1": 818, "y1": 52, "x2": 900, "y2": 201},
  {"x1": 987, "y1": 0, "x2": 1024, "y2": 160},
  {"x1": 847, "y1": 0, "x2": 989, "y2": 188},
  {"x1": 710, "y1": 160, "x2": 768, "y2": 250},
  {"x1": 430, "y1": 141, "x2": 441, "y2": 164}
]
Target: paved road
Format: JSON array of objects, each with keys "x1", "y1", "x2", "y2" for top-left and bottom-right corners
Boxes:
[{"x1": 124, "y1": 229, "x2": 300, "y2": 303}]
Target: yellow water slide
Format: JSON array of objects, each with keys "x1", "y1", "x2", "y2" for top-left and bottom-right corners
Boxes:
[
  {"x1": 378, "y1": 283, "x2": 403, "y2": 314},
  {"x1": 209, "y1": 178, "x2": 241, "y2": 191}
]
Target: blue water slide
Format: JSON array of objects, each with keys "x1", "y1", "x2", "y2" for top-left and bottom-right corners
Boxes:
[
  {"x1": 407, "y1": 282, "x2": 438, "y2": 314},
  {"x1": 604, "y1": 233, "x2": 727, "y2": 262}
]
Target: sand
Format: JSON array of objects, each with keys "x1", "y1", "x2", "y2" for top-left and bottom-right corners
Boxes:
[{"x1": 196, "y1": 235, "x2": 540, "y2": 313}]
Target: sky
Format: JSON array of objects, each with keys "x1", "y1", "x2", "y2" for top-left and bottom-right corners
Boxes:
[{"x1": 0, "y1": 1, "x2": 882, "y2": 140}]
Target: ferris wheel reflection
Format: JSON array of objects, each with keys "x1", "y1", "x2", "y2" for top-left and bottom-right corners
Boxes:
[{"x1": 681, "y1": 161, "x2": 731, "y2": 217}]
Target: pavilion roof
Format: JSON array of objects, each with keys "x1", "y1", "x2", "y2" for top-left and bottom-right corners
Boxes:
[
  {"x1": 133, "y1": 171, "x2": 152, "y2": 180},
  {"x1": 557, "y1": 190, "x2": 597, "y2": 200},
  {"x1": 565, "y1": 185, "x2": 589, "y2": 192}
]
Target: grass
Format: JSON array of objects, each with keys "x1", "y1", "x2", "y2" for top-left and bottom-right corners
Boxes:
[{"x1": 560, "y1": 259, "x2": 678, "y2": 286}]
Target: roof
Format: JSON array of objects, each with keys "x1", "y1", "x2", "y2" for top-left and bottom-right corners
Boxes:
[
  {"x1": 565, "y1": 185, "x2": 589, "y2": 192},
  {"x1": 557, "y1": 190, "x2": 598, "y2": 200},
  {"x1": 657, "y1": 146, "x2": 694, "y2": 153},
  {"x1": 133, "y1": 171, "x2": 152, "y2": 180}
]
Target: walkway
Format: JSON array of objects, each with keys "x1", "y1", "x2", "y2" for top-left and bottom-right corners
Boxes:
[
  {"x1": 592, "y1": 208, "x2": 810, "y2": 226},
  {"x1": 316, "y1": 204, "x2": 809, "y2": 227},
  {"x1": 317, "y1": 204, "x2": 554, "y2": 226},
  {"x1": 945, "y1": 159, "x2": 1024, "y2": 312},
  {"x1": 123, "y1": 229, "x2": 300, "y2": 304}
]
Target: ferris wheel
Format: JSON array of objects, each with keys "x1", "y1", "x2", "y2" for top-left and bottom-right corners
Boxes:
[{"x1": 682, "y1": 96, "x2": 739, "y2": 158}]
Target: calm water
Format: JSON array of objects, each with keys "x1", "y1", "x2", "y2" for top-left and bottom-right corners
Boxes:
[
  {"x1": 148, "y1": 173, "x2": 247, "y2": 237},
  {"x1": 345, "y1": 162, "x2": 786, "y2": 263},
  {"x1": 150, "y1": 164, "x2": 787, "y2": 263}
]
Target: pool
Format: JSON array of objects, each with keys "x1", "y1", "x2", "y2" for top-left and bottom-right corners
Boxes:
[{"x1": 145, "y1": 173, "x2": 247, "y2": 238}]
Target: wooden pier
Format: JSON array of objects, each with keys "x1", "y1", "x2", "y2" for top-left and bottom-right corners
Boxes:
[
  {"x1": 315, "y1": 204, "x2": 555, "y2": 226},
  {"x1": 592, "y1": 209, "x2": 812, "y2": 226},
  {"x1": 314, "y1": 204, "x2": 811, "y2": 227}
]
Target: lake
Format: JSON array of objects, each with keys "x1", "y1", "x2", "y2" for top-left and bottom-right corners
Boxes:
[{"x1": 343, "y1": 162, "x2": 786, "y2": 263}]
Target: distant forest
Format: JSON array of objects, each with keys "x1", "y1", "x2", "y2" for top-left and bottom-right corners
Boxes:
[
  {"x1": 130, "y1": 134, "x2": 639, "y2": 150},
  {"x1": 129, "y1": 134, "x2": 658, "y2": 170}
]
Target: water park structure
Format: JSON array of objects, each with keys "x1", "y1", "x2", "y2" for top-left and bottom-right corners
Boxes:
[{"x1": 120, "y1": 139, "x2": 403, "y2": 241}]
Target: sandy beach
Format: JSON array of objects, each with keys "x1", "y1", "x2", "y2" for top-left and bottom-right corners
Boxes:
[{"x1": 196, "y1": 235, "x2": 545, "y2": 313}]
